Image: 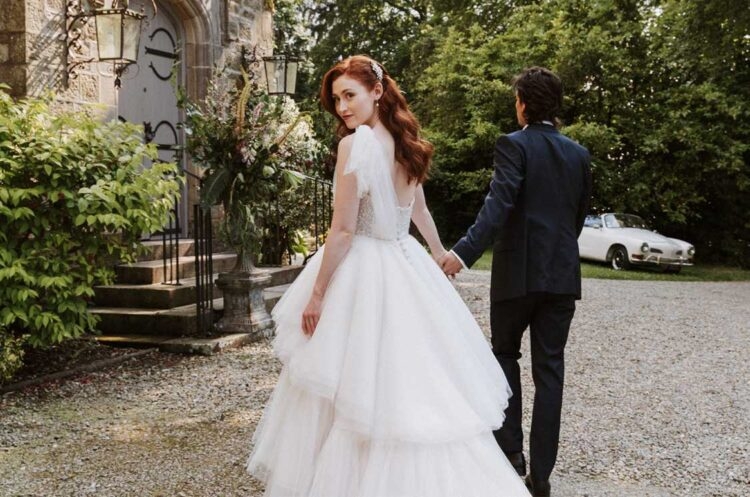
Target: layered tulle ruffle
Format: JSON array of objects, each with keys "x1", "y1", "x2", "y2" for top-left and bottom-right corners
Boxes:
[{"x1": 247, "y1": 235, "x2": 529, "y2": 496}]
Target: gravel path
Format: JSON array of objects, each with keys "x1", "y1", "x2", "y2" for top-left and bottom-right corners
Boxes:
[{"x1": 1, "y1": 273, "x2": 748, "y2": 497}]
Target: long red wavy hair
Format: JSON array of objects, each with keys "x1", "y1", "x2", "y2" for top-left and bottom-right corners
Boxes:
[{"x1": 320, "y1": 55, "x2": 433, "y2": 184}]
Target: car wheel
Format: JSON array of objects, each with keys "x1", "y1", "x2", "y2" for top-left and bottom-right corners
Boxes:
[{"x1": 610, "y1": 246, "x2": 630, "y2": 271}]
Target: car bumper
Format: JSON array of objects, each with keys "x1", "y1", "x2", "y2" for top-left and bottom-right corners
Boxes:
[{"x1": 631, "y1": 254, "x2": 694, "y2": 267}]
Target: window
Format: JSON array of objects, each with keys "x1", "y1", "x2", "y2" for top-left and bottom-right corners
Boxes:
[
  {"x1": 604, "y1": 214, "x2": 619, "y2": 228},
  {"x1": 584, "y1": 215, "x2": 603, "y2": 228}
]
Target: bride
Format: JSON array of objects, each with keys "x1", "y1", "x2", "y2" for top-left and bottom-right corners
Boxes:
[{"x1": 247, "y1": 55, "x2": 530, "y2": 497}]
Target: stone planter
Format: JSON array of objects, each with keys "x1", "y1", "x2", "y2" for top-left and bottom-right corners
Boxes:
[{"x1": 214, "y1": 268, "x2": 274, "y2": 340}]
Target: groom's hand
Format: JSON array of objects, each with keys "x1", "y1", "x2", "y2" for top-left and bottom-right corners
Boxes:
[{"x1": 439, "y1": 252, "x2": 463, "y2": 277}]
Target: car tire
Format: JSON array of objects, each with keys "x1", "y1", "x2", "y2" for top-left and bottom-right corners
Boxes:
[{"x1": 610, "y1": 246, "x2": 630, "y2": 271}]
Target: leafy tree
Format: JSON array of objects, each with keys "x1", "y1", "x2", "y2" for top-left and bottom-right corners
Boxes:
[
  {"x1": 272, "y1": 0, "x2": 319, "y2": 103},
  {"x1": 306, "y1": 0, "x2": 429, "y2": 84},
  {"x1": 414, "y1": 0, "x2": 749, "y2": 266},
  {"x1": 279, "y1": 0, "x2": 750, "y2": 265},
  {"x1": 642, "y1": 0, "x2": 750, "y2": 265}
]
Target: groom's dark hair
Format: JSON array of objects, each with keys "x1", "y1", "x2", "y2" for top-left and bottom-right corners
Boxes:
[{"x1": 512, "y1": 67, "x2": 563, "y2": 126}]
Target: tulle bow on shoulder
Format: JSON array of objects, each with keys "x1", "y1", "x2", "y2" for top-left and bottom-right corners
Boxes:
[
  {"x1": 343, "y1": 125, "x2": 382, "y2": 198},
  {"x1": 341, "y1": 125, "x2": 400, "y2": 241}
]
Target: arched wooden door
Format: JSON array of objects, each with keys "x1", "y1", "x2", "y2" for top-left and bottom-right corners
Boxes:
[{"x1": 117, "y1": 0, "x2": 187, "y2": 237}]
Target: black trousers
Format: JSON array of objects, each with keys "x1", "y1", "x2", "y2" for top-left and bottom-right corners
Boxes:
[{"x1": 491, "y1": 292, "x2": 576, "y2": 482}]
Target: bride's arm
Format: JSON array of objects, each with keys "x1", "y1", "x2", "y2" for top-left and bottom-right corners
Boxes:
[
  {"x1": 302, "y1": 136, "x2": 359, "y2": 335},
  {"x1": 410, "y1": 184, "x2": 447, "y2": 261}
]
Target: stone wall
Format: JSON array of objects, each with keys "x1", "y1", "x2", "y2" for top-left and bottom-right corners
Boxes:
[
  {"x1": 1, "y1": 0, "x2": 274, "y2": 230},
  {"x1": 0, "y1": 0, "x2": 27, "y2": 97},
  {"x1": 181, "y1": 0, "x2": 274, "y2": 214},
  {"x1": 1, "y1": 0, "x2": 273, "y2": 104},
  {"x1": 22, "y1": 0, "x2": 112, "y2": 114},
  {"x1": 227, "y1": 0, "x2": 272, "y2": 47}
]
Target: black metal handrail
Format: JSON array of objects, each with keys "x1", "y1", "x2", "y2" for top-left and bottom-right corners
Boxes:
[
  {"x1": 159, "y1": 167, "x2": 205, "y2": 286},
  {"x1": 304, "y1": 175, "x2": 333, "y2": 264},
  {"x1": 311, "y1": 176, "x2": 333, "y2": 251},
  {"x1": 158, "y1": 163, "x2": 185, "y2": 286},
  {"x1": 178, "y1": 168, "x2": 215, "y2": 336},
  {"x1": 158, "y1": 162, "x2": 215, "y2": 334},
  {"x1": 258, "y1": 173, "x2": 333, "y2": 267},
  {"x1": 185, "y1": 169, "x2": 331, "y2": 334},
  {"x1": 161, "y1": 203, "x2": 181, "y2": 285},
  {"x1": 193, "y1": 203, "x2": 214, "y2": 336}
]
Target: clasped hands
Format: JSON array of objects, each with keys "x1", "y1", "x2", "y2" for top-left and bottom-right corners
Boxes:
[{"x1": 435, "y1": 250, "x2": 463, "y2": 278}]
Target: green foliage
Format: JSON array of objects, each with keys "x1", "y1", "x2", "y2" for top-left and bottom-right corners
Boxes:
[
  {"x1": 640, "y1": 0, "x2": 750, "y2": 266},
  {"x1": 272, "y1": 0, "x2": 314, "y2": 60},
  {"x1": 0, "y1": 326, "x2": 24, "y2": 381},
  {"x1": 413, "y1": 0, "x2": 750, "y2": 264},
  {"x1": 178, "y1": 47, "x2": 325, "y2": 266},
  {"x1": 306, "y1": 0, "x2": 430, "y2": 90},
  {"x1": 288, "y1": 0, "x2": 750, "y2": 266},
  {"x1": 258, "y1": 178, "x2": 331, "y2": 265},
  {"x1": 0, "y1": 87, "x2": 180, "y2": 378}
]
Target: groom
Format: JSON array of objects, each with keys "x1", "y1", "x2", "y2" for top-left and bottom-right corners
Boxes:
[{"x1": 439, "y1": 67, "x2": 591, "y2": 497}]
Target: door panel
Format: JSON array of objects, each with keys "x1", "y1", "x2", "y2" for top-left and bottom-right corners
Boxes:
[{"x1": 117, "y1": 1, "x2": 185, "y2": 235}]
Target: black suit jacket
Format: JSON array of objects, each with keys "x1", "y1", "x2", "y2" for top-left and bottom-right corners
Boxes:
[{"x1": 452, "y1": 124, "x2": 592, "y2": 301}]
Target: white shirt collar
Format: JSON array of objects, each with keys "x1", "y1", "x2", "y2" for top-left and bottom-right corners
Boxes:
[{"x1": 523, "y1": 120, "x2": 554, "y2": 130}]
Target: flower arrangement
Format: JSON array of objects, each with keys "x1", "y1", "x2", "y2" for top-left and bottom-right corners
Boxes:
[{"x1": 178, "y1": 46, "x2": 323, "y2": 271}]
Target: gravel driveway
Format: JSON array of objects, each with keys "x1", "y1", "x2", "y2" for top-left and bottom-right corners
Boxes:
[{"x1": 1, "y1": 273, "x2": 748, "y2": 497}]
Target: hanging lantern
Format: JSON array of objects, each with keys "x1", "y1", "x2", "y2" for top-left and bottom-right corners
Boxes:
[
  {"x1": 94, "y1": 7, "x2": 145, "y2": 62},
  {"x1": 263, "y1": 55, "x2": 299, "y2": 96}
]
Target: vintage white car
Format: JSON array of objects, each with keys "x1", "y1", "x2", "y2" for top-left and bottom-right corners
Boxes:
[{"x1": 578, "y1": 213, "x2": 695, "y2": 272}]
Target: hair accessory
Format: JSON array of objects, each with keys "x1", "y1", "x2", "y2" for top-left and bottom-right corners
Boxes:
[{"x1": 370, "y1": 61, "x2": 383, "y2": 82}]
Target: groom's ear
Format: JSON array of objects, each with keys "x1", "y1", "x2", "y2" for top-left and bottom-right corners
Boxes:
[{"x1": 516, "y1": 94, "x2": 526, "y2": 109}]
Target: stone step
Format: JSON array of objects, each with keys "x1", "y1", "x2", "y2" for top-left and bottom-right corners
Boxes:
[
  {"x1": 136, "y1": 238, "x2": 198, "y2": 262},
  {"x1": 93, "y1": 276, "x2": 223, "y2": 310},
  {"x1": 91, "y1": 283, "x2": 291, "y2": 337},
  {"x1": 95, "y1": 266, "x2": 303, "y2": 309},
  {"x1": 95, "y1": 333, "x2": 261, "y2": 356},
  {"x1": 114, "y1": 252, "x2": 237, "y2": 285},
  {"x1": 262, "y1": 264, "x2": 304, "y2": 287},
  {"x1": 90, "y1": 302, "x2": 203, "y2": 337}
]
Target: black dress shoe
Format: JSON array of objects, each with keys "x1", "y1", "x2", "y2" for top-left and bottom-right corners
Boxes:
[
  {"x1": 505, "y1": 451, "x2": 526, "y2": 477},
  {"x1": 524, "y1": 475, "x2": 551, "y2": 497}
]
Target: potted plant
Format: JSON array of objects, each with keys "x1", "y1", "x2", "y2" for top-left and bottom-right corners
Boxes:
[{"x1": 178, "y1": 46, "x2": 321, "y2": 337}]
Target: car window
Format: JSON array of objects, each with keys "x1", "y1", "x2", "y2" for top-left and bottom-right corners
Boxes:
[
  {"x1": 604, "y1": 214, "x2": 619, "y2": 228},
  {"x1": 584, "y1": 216, "x2": 603, "y2": 228},
  {"x1": 613, "y1": 214, "x2": 649, "y2": 229}
]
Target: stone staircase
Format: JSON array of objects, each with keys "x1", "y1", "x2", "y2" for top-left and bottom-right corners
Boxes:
[{"x1": 90, "y1": 239, "x2": 303, "y2": 354}]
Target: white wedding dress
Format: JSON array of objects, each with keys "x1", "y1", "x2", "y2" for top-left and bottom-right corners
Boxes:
[{"x1": 247, "y1": 125, "x2": 530, "y2": 497}]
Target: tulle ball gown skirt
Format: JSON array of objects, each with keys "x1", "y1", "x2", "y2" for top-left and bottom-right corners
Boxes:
[{"x1": 247, "y1": 235, "x2": 531, "y2": 497}]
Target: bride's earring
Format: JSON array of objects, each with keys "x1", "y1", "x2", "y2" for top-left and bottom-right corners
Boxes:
[{"x1": 375, "y1": 100, "x2": 380, "y2": 108}]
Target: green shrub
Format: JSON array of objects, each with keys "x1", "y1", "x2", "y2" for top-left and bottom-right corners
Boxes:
[
  {"x1": 258, "y1": 175, "x2": 331, "y2": 266},
  {"x1": 0, "y1": 87, "x2": 181, "y2": 378},
  {"x1": 0, "y1": 325, "x2": 24, "y2": 381}
]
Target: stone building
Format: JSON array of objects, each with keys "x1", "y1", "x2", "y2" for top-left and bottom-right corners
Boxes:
[{"x1": 0, "y1": 0, "x2": 275, "y2": 233}]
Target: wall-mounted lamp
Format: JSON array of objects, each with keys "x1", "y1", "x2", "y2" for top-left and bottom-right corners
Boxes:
[
  {"x1": 262, "y1": 55, "x2": 298, "y2": 96},
  {"x1": 65, "y1": 0, "x2": 145, "y2": 88}
]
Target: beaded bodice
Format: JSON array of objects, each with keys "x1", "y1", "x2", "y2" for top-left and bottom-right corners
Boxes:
[{"x1": 355, "y1": 193, "x2": 413, "y2": 240}]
